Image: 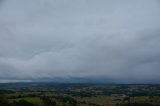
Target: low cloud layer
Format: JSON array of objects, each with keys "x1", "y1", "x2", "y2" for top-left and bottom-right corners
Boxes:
[{"x1": 0, "y1": 0, "x2": 160, "y2": 83}]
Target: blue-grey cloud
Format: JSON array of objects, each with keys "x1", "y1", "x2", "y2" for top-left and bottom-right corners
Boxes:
[{"x1": 0, "y1": 0, "x2": 160, "y2": 83}]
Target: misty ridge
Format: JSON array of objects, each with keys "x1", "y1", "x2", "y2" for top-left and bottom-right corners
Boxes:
[{"x1": 0, "y1": 0, "x2": 160, "y2": 83}]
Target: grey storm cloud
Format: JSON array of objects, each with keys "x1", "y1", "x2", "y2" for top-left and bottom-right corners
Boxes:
[{"x1": 0, "y1": 0, "x2": 160, "y2": 83}]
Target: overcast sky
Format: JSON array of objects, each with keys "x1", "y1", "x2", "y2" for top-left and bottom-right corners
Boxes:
[{"x1": 0, "y1": 0, "x2": 160, "y2": 83}]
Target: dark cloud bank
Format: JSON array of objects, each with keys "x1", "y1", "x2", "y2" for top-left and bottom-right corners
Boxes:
[{"x1": 0, "y1": 0, "x2": 160, "y2": 83}]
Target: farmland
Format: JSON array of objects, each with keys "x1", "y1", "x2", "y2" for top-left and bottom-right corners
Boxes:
[{"x1": 0, "y1": 83, "x2": 160, "y2": 106}]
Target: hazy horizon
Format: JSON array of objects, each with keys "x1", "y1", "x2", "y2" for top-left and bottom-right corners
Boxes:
[{"x1": 0, "y1": 0, "x2": 160, "y2": 83}]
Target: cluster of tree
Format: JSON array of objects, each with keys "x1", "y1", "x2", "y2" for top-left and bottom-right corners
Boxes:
[
  {"x1": 40, "y1": 96, "x2": 56, "y2": 106},
  {"x1": 63, "y1": 90, "x2": 97, "y2": 97},
  {"x1": 0, "y1": 96, "x2": 9, "y2": 106},
  {"x1": 11, "y1": 100, "x2": 34, "y2": 106},
  {"x1": 0, "y1": 97, "x2": 34, "y2": 106},
  {"x1": 117, "y1": 103, "x2": 157, "y2": 106},
  {"x1": 55, "y1": 96, "x2": 77, "y2": 106},
  {"x1": 88, "y1": 103, "x2": 101, "y2": 106},
  {"x1": 0, "y1": 90, "x2": 15, "y2": 94}
]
